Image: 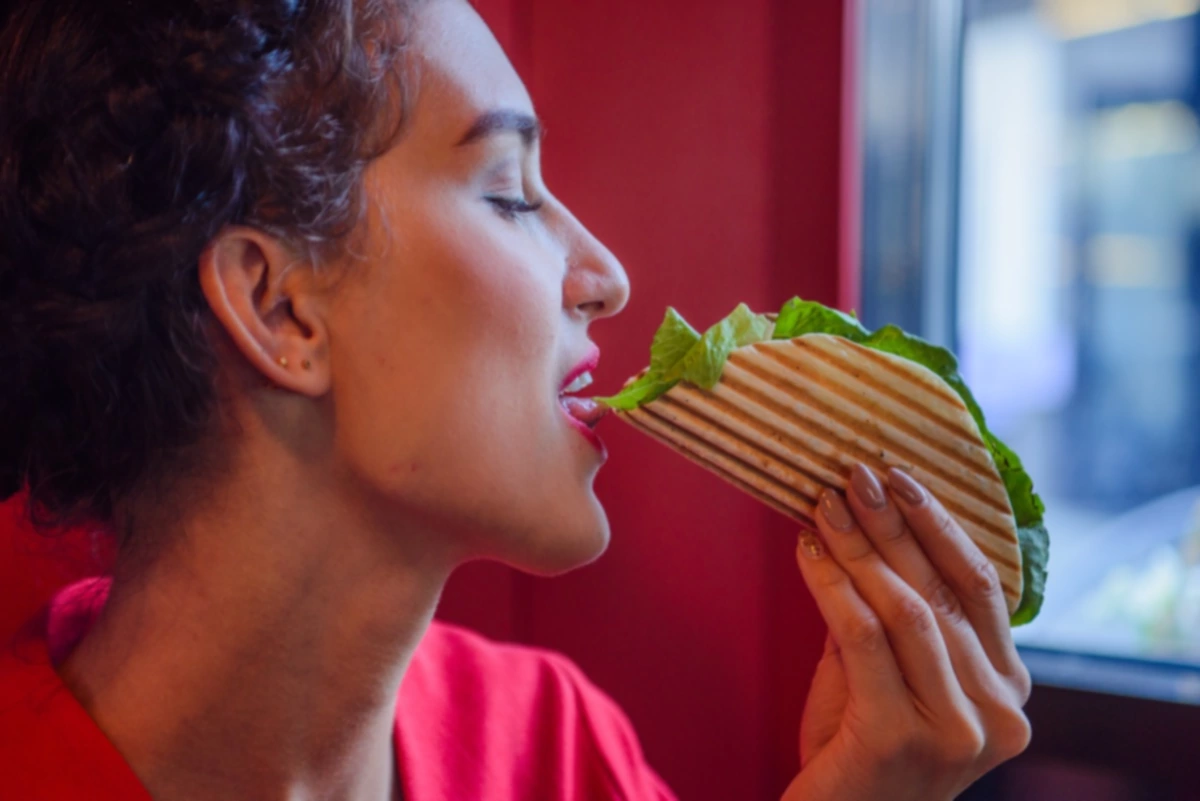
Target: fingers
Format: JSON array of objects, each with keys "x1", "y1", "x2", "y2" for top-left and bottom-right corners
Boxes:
[
  {"x1": 794, "y1": 532, "x2": 910, "y2": 715},
  {"x1": 847, "y1": 464, "x2": 1027, "y2": 707},
  {"x1": 813, "y1": 490, "x2": 971, "y2": 722},
  {"x1": 885, "y1": 467, "x2": 1030, "y2": 697}
]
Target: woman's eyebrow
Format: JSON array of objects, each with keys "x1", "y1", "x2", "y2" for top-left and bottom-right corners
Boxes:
[{"x1": 456, "y1": 109, "x2": 542, "y2": 148}]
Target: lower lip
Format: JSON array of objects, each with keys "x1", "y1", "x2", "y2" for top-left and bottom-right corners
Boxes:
[{"x1": 560, "y1": 403, "x2": 608, "y2": 460}]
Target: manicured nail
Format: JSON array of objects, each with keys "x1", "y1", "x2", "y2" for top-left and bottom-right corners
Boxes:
[
  {"x1": 819, "y1": 490, "x2": 856, "y2": 531},
  {"x1": 799, "y1": 533, "x2": 825, "y2": 559},
  {"x1": 850, "y1": 463, "x2": 887, "y2": 510},
  {"x1": 887, "y1": 468, "x2": 926, "y2": 507}
]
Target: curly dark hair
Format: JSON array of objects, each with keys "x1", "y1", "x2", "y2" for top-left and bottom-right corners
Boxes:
[{"x1": 0, "y1": 0, "x2": 413, "y2": 535}]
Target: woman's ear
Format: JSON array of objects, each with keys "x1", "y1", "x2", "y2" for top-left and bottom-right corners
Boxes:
[{"x1": 198, "y1": 227, "x2": 331, "y2": 396}]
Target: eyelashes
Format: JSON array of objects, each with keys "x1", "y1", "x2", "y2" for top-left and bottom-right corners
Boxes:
[{"x1": 486, "y1": 196, "x2": 545, "y2": 220}]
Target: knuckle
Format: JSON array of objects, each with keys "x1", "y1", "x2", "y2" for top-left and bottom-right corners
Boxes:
[
  {"x1": 845, "y1": 613, "x2": 886, "y2": 650},
  {"x1": 963, "y1": 557, "x2": 1002, "y2": 603},
  {"x1": 1010, "y1": 664, "x2": 1033, "y2": 705},
  {"x1": 889, "y1": 594, "x2": 935, "y2": 635},
  {"x1": 922, "y1": 576, "x2": 966, "y2": 624},
  {"x1": 931, "y1": 508, "x2": 960, "y2": 540},
  {"x1": 957, "y1": 728, "x2": 988, "y2": 764},
  {"x1": 942, "y1": 722, "x2": 986, "y2": 766},
  {"x1": 991, "y1": 708, "x2": 1033, "y2": 758}
]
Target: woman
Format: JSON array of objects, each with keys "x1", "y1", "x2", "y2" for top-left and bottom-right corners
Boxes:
[{"x1": 0, "y1": 0, "x2": 1032, "y2": 799}]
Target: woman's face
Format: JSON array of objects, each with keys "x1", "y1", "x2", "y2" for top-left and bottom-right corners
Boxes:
[{"x1": 324, "y1": 0, "x2": 629, "y2": 574}]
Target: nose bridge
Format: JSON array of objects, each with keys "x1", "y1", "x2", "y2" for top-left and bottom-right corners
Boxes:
[{"x1": 557, "y1": 202, "x2": 630, "y2": 317}]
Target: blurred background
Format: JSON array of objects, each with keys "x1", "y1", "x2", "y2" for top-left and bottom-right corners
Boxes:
[
  {"x1": 868, "y1": 0, "x2": 1200, "y2": 671},
  {"x1": 863, "y1": 0, "x2": 1200, "y2": 797},
  {"x1": 5, "y1": 0, "x2": 1200, "y2": 799}
]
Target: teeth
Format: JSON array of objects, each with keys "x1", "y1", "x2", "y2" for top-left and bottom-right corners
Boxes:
[{"x1": 562, "y1": 371, "x2": 594, "y2": 395}]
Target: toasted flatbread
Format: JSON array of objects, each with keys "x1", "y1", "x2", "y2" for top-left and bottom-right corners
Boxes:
[{"x1": 619, "y1": 333, "x2": 1024, "y2": 613}]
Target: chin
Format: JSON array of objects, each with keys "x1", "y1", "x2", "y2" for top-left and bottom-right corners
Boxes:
[{"x1": 512, "y1": 496, "x2": 612, "y2": 577}]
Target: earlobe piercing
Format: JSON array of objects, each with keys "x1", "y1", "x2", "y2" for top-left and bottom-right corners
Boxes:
[{"x1": 277, "y1": 356, "x2": 311, "y2": 370}]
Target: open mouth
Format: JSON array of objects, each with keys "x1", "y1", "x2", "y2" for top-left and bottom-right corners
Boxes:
[
  {"x1": 558, "y1": 371, "x2": 608, "y2": 428},
  {"x1": 558, "y1": 368, "x2": 609, "y2": 459}
]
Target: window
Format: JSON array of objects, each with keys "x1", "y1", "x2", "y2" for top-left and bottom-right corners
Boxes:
[{"x1": 860, "y1": 0, "x2": 1200, "y2": 701}]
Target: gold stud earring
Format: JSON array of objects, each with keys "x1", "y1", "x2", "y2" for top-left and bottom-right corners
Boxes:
[
  {"x1": 301, "y1": 359, "x2": 312, "y2": 370},
  {"x1": 277, "y1": 356, "x2": 289, "y2": 368}
]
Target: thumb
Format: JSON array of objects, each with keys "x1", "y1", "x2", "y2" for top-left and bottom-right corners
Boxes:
[{"x1": 800, "y1": 633, "x2": 848, "y2": 766}]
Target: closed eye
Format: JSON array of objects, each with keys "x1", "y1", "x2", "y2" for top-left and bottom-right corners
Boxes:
[{"x1": 486, "y1": 196, "x2": 545, "y2": 220}]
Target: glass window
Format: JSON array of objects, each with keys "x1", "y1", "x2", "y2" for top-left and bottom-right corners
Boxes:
[{"x1": 861, "y1": 0, "x2": 1200, "y2": 699}]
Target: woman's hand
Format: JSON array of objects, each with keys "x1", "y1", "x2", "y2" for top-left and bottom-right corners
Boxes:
[{"x1": 782, "y1": 464, "x2": 1032, "y2": 801}]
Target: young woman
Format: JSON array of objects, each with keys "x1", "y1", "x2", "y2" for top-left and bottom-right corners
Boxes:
[{"x1": 0, "y1": 1, "x2": 1032, "y2": 799}]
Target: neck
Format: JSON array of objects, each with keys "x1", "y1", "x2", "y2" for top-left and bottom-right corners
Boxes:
[{"x1": 58, "y1": 461, "x2": 451, "y2": 801}]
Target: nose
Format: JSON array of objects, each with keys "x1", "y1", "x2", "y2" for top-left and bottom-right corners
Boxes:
[{"x1": 558, "y1": 207, "x2": 630, "y2": 322}]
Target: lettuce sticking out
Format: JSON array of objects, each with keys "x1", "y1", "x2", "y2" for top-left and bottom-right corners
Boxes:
[
  {"x1": 595, "y1": 309, "x2": 699, "y2": 411},
  {"x1": 672, "y1": 304, "x2": 775, "y2": 388},
  {"x1": 596, "y1": 304, "x2": 771, "y2": 410},
  {"x1": 772, "y1": 297, "x2": 870, "y2": 341},
  {"x1": 597, "y1": 297, "x2": 1049, "y2": 625}
]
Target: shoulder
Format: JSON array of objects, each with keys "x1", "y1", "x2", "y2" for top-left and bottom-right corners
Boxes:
[
  {"x1": 0, "y1": 615, "x2": 150, "y2": 801},
  {"x1": 396, "y1": 621, "x2": 675, "y2": 800}
]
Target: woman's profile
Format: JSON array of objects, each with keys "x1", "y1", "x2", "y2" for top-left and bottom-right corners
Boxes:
[{"x1": 0, "y1": 1, "x2": 1032, "y2": 799}]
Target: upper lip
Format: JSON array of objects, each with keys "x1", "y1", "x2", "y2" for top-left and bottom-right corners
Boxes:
[{"x1": 559, "y1": 344, "x2": 601, "y2": 393}]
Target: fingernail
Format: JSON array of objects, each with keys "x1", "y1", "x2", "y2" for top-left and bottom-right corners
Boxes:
[
  {"x1": 799, "y1": 533, "x2": 824, "y2": 559},
  {"x1": 887, "y1": 468, "x2": 926, "y2": 507},
  {"x1": 819, "y1": 490, "x2": 855, "y2": 531},
  {"x1": 850, "y1": 463, "x2": 887, "y2": 510}
]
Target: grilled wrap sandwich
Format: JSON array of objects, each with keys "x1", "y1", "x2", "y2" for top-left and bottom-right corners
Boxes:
[{"x1": 598, "y1": 298, "x2": 1049, "y2": 625}]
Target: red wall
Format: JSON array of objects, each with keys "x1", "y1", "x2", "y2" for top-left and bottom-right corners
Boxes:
[
  {"x1": 443, "y1": 1, "x2": 855, "y2": 798},
  {"x1": 0, "y1": 2, "x2": 854, "y2": 799}
]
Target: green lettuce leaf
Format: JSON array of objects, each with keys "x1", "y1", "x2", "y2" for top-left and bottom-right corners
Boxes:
[
  {"x1": 772, "y1": 296, "x2": 871, "y2": 341},
  {"x1": 650, "y1": 308, "x2": 702, "y2": 373},
  {"x1": 595, "y1": 304, "x2": 772, "y2": 409},
  {"x1": 1012, "y1": 522, "x2": 1049, "y2": 626},
  {"x1": 669, "y1": 304, "x2": 775, "y2": 389},
  {"x1": 596, "y1": 309, "x2": 698, "y2": 410},
  {"x1": 597, "y1": 296, "x2": 1049, "y2": 625}
]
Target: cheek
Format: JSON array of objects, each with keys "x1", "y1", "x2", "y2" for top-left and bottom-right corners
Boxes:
[
  {"x1": 432, "y1": 199, "x2": 565, "y2": 373},
  {"x1": 445, "y1": 217, "x2": 563, "y2": 345},
  {"x1": 356, "y1": 198, "x2": 562, "y2": 378},
  {"x1": 415, "y1": 214, "x2": 566, "y2": 454},
  {"x1": 329, "y1": 199, "x2": 568, "y2": 522}
]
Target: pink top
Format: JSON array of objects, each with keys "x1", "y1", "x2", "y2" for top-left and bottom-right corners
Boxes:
[{"x1": 0, "y1": 577, "x2": 677, "y2": 800}]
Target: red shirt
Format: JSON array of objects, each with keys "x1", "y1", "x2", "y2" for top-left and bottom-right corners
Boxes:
[{"x1": 0, "y1": 577, "x2": 676, "y2": 800}]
